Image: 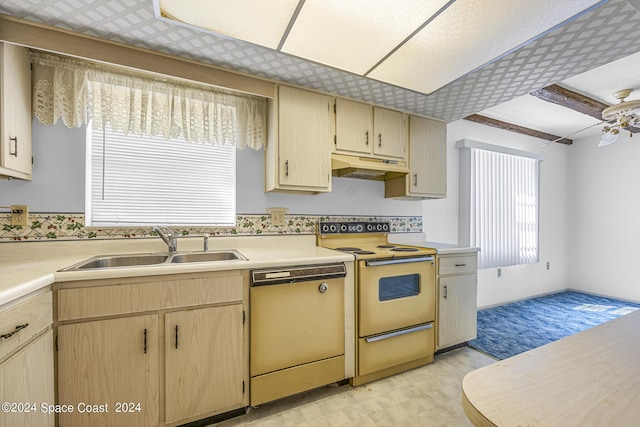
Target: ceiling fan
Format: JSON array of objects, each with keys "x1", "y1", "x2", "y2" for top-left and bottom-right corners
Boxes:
[{"x1": 598, "y1": 89, "x2": 640, "y2": 147}]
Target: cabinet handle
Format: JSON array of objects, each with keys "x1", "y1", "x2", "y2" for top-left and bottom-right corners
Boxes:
[
  {"x1": 285, "y1": 160, "x2": 289, "y2": 177},
  {"x1": 413, "y1": 173, "x2": 418, "y2": 186},
  {"x1": 9, "y1": 136, "x2": 18, "y2": 157},
  {"x1": 143, "y1": 328, "x2": 148, "y2": 354},
  {"x1": 455, "y1": 264, "x2": 467, "y2": 267},
  {"x1": 175, "y1": 325, "x2": 179, "y2": 349},
  {"x1": 0, "y1": 323, "x2": 28, "y2": 339},
  {"x1": 365, "y1": 131, "x2": 369, "y2": 146},
  {"x1": 378, "y1": 133, "x2": 382, "y2": 147},
  {"x1": 443, "y1": 285, "x2": 448, "y2": 300}
]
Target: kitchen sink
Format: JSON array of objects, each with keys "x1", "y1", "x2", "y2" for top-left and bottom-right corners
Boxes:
[
  {"x1": 169, "y1": 250, "x2": 246, "y2": 263},
  {"x1": 58, "y1": 250, "x2": 246, "y2": 271}
]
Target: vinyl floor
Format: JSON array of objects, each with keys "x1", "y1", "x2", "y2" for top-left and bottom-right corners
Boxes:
[{"x1": 213, "y1": 347, "x2": 495, "y2": 427}]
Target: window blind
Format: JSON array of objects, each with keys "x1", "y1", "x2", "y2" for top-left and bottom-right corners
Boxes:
[
  {"x1": 87, "y1": 126, "x2": 236, "y2": 226},
  {"x1": 457, "y1": 139, "x2": 541, "y2": 269}
]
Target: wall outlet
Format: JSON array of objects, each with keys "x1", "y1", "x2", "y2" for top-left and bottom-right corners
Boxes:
[
  {"x1": 546, "y1": 261, "x2": 550, "y2": 270},
  {"x1": 11, "y1": 204, "x2": 28, "y2": 226},
  {"x1": 497, "y1": 268, "x2": 502, "y2": 278},
  {"x1": 267, "y1": 207, "x2": 288, "y2": 226}
]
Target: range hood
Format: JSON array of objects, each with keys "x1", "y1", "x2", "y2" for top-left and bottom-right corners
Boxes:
[{"x1": 331, "y1": 154, "x2": 409, "y2": 181}]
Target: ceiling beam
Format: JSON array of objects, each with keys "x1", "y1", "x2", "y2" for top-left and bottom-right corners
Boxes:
[
  {"x1": 530, "y1": 84, "x2": 640, "y2": 133},
  {"x1": 529, "y1": 84, "x2": 607, "y2": 120},
  {"x1": 464, "y1": 114, "x2": 572, "y2": 145}
]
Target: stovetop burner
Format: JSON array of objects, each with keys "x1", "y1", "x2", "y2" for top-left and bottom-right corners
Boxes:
[
  {"x1": 335, "y1": 247, "x2": 376, "y2": 255},
  {"x1": 390, "y1": 247, "x2": 419, "y2": 252},
  {"x1": 377, "y1": 245, "x2": 395, "y2": 249}
]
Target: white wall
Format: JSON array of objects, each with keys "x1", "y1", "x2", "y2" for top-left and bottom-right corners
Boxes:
[
  {"x1": 0, "y1": 120, "x2": 421, "y2": 217},
  {"x1": 568, "y1": 131, "x2": 640, "y2": 303},
  {"x1": 426, "y1": 120, "x2": 571, "y2": 308}
]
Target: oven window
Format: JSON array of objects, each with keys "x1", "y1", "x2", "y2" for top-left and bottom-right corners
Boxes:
[{"x1": 379, "y1": 274, "x2": 420, "y2": 301}]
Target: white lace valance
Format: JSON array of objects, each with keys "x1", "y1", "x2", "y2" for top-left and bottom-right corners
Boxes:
[{"x1": 31, "y1": 52, "x2": 267, "y2": 150}]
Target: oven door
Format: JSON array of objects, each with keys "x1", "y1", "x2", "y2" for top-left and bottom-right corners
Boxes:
[{"x1": 358, "y1": 256, "x2": 435, "y2": 337}]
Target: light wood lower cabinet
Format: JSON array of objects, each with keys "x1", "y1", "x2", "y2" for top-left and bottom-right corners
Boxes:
[
  {"x1": 165, "y1": 305, "x2": 244, "y2": 424},
  {"x1": 58, "y1": 315, "x2": 160, "y2": 427},
  {"x1": 55, "y1": 271, "x2": 248, "y2": 427},
  {"x1": 436, "y1": 253, "x2": 478, "y2": 350},
  {"x1": 0, "y1": 329, "x2": 54, "y2": 427},
  {"x1": 0, "y1": 289, "x2": 54, "y2": 427}
]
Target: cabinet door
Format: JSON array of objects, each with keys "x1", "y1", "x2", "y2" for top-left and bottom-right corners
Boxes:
[
  {"x1": 335, "y1": 98, "x2": 372, "y2": 155},
  {"x1": 0, "y1": 43, "x2": 32, "y2": 178},
  {"x1": 0, "y1": 330, "x2": 54, "y2": 427},
  {"x1": 373, "y1": 107, "x2": 406, "y2": 159},
  {"x1": 165, "y1": 304, "x2": 245, "y2": 424},
  {"x1": 58, "y1": 315, "x2": 160, "y2": 427},
  {"x1": 438, "y1": 274, "x2": 477, "y2": 349},
  {"x1": 278, "y1": 85, "x2": 332, "y2": 191},
  {"x1": 409, "y1": 116, "x2": 446, "y2": 197}
]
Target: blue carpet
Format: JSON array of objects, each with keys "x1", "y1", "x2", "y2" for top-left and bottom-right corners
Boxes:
[{"x1": 468, "y1": 291, "x2": 640, "y2": 360}]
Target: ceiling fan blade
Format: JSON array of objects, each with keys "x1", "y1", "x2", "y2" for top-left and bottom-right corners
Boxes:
[{"x1": 549, "y1": 120, "x2": 605, "y2": 144}]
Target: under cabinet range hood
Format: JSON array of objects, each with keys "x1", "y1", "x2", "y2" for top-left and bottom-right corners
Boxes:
[{"x1": 331, "y1": 154, "x2": 408, "y2": 180}]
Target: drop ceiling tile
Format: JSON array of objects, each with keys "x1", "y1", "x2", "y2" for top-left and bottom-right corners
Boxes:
[
  {"x1": 368, "y1": 0, "x2": 603, "y2": 94},
  {"x1": 281, "y1": 0, "x2": 450, "y2": 75}
]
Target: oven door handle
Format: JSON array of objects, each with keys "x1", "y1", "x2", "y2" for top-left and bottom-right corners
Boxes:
[
  {"x1": 365, "y1": 323, "x2": 433, "y2": 343},
  {"x1": 365, "y1": 256, "x2": 433, "y2": 266}
]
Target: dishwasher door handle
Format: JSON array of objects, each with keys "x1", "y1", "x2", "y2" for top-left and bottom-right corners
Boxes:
[
  {"x1": 365, "y1": 323, "x2": 433, "y2": 343},
  {"x1": 365, "y1": 256, "x2": 434, "y2": 267}
]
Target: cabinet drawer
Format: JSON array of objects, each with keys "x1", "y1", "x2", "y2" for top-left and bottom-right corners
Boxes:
[
  {"x1": 0, "y1": 290, "x2": 53, "y2": 361},
  {"x1": 58, "y1": 274, "x2": 244, "y2": 321},
  {"x1": 438, "y1": 255, "x2": 477, "y2": 276}
]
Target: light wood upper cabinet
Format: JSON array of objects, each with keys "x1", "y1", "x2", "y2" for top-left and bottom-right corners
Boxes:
[
  {"x1": 373, "y1": 107, "x2": 407, "y2": 159},
  {"x1": 335, "y1": 98, "x2": 373, "y2": 155},
  {"x1": 0, "y1": 42, "x2": 32, "y2": 180},
  {"x1": 58, "y1": 315, "x2": 161, "y2": 427},
  {"x1": 334, "y1": 99, "x2": 407, "y2": 161},
  {"x1": 165, "y1": 305, "x2": 244, "y2": 424},
  {"x1": 266, "y1": 85, "x2": 332, "y2": 193},
  {"x1": 385, "y1": 115, "x2": 446, "y2": 199}
]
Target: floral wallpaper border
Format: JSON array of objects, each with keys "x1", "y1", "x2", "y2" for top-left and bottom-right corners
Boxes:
[{"x1": 0, "y1": 214, "x2": 422, "y2": 242}]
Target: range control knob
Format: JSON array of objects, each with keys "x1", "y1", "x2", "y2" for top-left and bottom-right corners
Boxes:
[
  {"x1": 356, "y1": 224, "x2": 364, "y2": 232},
  {"x1": 321, "y1": 224, "x2": 330, "y2": 233},
  {"x1": 340, "y1": 224, "x2": 347, "y2": 232},
  {"x1": 376, "y1": 224, "x2": 382, "y2": 230},
  {"x1": 366, "y1": 224, "x2": 374, "y2": 231},
  {"x1": 383, "y1": 223, "x2": 389, "y2": 231},
  {"x1": 318, "y1": 283, "x2": 329, "y2": 293},
  {"x1": 329, "y1": 224, "x2": 337, "y2": 232}
]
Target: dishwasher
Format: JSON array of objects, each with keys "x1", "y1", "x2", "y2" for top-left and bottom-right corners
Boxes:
[{"x1": 249, "y1": 263, "x2": 347, "y2": 406}]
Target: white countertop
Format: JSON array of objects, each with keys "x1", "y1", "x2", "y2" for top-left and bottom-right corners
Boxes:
[
  {"x1": 0, "y1": 235, "x2": 353, "y2": 306},
  {"x1": 388, "y1": 233, "x2": 480, "y2": 254}
]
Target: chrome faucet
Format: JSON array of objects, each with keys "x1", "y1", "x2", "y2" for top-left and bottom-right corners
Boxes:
[{"x1": 152, "y1": 226, "x2": 177, "y2": 253}]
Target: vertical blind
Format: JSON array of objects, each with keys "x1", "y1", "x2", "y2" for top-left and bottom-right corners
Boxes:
[
  {"x1": 88, "y1": 125, "x2": 236, "y2": 226},
  {"x1": 457, "y1": 140, "x2": 541, "y2": 269}
]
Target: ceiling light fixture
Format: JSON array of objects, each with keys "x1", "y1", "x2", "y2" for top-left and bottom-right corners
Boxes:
[{"x1": 599, "y1": 89, "x2": 640, "y2": 147}]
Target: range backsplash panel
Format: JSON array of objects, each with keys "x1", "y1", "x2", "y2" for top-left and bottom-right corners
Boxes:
[{"x1": 0, "y1": 214, "x2": 421, "y2": 241}]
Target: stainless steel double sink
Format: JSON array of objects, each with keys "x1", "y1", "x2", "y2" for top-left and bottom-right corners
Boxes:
[{"x1": 59, "y1": 250, "x2": 246, "y2": 271}]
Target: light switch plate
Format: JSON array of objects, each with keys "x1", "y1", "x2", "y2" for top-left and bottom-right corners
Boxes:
[
  {"x1": 266, "y1": 207, "x2": 288, "y2": 226},
  {"x1": 11, "y1": 204, "x2": 28, "y2": 226}
]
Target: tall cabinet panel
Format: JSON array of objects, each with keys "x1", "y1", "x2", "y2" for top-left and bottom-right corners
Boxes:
[
  {"x1": 266, "y1": 85, "x2": 333, "y2": 193},
  {"x1": 165, "y1": 305, "x2": 244, "y2": 424},
  {"x1": 385, "y1": 115, "x2": 446, "y2": 199},
  {"x1": 57, "y1": 315, "x2": 160, "y2": 427},
  {"x1": 0, "y1": 42, "x2": 32, "y2": 180}
]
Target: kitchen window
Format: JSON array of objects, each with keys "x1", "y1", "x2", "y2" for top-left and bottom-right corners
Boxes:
[
  {"x1": 457, "y1": 139, "x2": 542, "y2": 269},
  {"x1": 86, "y1": 125, "x2": 236, "y2": 226},
  {"x1": 30, "y1": 51, "x2": 267, "y2": 226}
]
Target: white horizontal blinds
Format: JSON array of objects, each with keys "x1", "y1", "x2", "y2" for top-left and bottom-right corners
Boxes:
[
  {"x1": 90, "y1": 126, "x2": 236, "y2": 226},
  {"x1": 470, "y1": 147, "x2": 539, "y2": 269}
]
